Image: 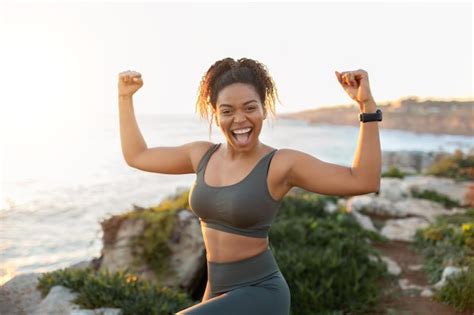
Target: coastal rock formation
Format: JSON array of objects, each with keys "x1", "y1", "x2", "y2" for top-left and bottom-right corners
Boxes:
[
  {"x1": 98, "y1": 207, "x2": 205, "y2": 291},
  {"x1": 278, "y1": 97, "x2": 474, "y2": 136}
]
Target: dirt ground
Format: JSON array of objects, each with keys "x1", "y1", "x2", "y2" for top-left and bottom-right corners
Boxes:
[{"x1": 369, "y1": 240, "x2": 473, "y2": 315}]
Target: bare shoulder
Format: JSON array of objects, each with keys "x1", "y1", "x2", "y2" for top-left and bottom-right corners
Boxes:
[
  {"x1": 269, "y1": 148, "x2": 299, "y2": 186},
  {"x1": 188, "y1": 141, "x2": 216, "y2": 173}
]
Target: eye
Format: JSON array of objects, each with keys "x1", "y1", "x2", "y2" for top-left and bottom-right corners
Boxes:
[
  {"x1": 247, "y1": 106, "x2": 256, "y2": 111},
  {"x1": 222, "y1": 110, "x2": 231, "y2": 115}
]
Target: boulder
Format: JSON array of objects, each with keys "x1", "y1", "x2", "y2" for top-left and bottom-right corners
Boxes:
[
  {"x1": 346, "y1": 195, "x2": 404, "y2": 218},
  {"x1": 378, "y1": 177, "x2": 411, "y2": 202},
  {"x1": 32, "y1": 285, "x2": 81, "y2": 315},
  {"x1": 392, "y1": 198, "x2": 451, "y2": 223},
  {"x1": 380, "y1": 217, "x2": 430, "y2": 242},
  {"x1": 433, "y1": 266, "x2": 470, "y2": 290},
  {"x1": 0, "y1": 273, "x2": 43, "y2": 315},
  {"x1": 402, "y1": 175, "x2": 473, "y2": 207},
  {"x1": 98, "y1": 208, "x2": 205, "y2": 291},
  {"x1": 382, "y1": 150, "x2": 443, "y2": 174},
  {"x1": 351, "y1": 210, "x2": 377, "y2": 232}
]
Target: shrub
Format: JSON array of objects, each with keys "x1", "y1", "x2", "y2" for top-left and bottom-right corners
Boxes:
[
  {"x1": 271, "y1": 190, "x2": 389, "y2": 314},
  {"x1": 426, "y1": 149, "x2": 474, "y2": 181},
  {"x1": 36, "y1": 267, "x2": 194, "y2": 315},
  {"x1": 434, "y1": 263, "x2": 474, "y2": 312},
  {"x1": 410, "y1": 189, "x2": 461, "y2": 209},
  {"x1": 412, "y1": 209, "x2": 474, "y2": 312},
  {"x1": 382, "y1": 166, "x2": 406, "y2": 178}
]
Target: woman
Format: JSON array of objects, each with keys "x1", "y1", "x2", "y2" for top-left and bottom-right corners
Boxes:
[{"x1": 117, "y1": 57, "x2": 381, "y2": 314}]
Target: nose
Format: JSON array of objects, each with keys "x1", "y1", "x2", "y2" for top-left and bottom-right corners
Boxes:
[{"x1": 234, "y1": 111, "x2": 247, "y2": 123}]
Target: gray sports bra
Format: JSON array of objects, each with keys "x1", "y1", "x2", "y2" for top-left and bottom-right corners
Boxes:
[{"x1": 188, "y1": 143, "x2": 282, "y2": 238}]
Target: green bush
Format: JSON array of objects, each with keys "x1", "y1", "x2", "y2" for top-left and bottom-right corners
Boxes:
[
  {"x1": 426, "y1": 149, "x2": 474, "y2": 181},
  {"x1": 411, "y1": 189, "x2": 461, "y2": 209},
  {"x1": 434, "y1": 263, "x2": 474, "y2": 312},
  {"x1": 36, "y1": 267, "x2": 194, "y2": 315},
  {"x1": 412, "y1": 209, "x2": 474, "y2": 312},
  {"x1": 382, "y1": 166, "x2": 407, "y2": 178},
  {"x1": 271, "y1": 190, "x2": 389, "y2": 314}
]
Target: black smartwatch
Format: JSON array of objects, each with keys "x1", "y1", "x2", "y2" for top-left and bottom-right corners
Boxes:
[{"x1": 359, "y1": 109, "x2": 382, "y2": 123}]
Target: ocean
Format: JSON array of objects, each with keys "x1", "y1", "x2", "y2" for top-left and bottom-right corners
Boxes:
[{"x1": 1, "y1": 113, "x2": 473, "y2": 285}]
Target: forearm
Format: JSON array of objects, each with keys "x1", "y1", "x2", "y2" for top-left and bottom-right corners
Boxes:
[
  {"x1": 118, "y1": 95, "x2": 147, "y2": 164},
  {"x1": 351, "y1": 99, "x2": 382, "y2": 191}
]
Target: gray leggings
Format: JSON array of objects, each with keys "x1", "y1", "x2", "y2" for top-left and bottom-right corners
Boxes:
[{"x1": 176, "y1": 246, "x2": 291, "y2": 314}]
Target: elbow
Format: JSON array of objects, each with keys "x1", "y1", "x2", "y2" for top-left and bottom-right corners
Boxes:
[{"x1": 366, "y1": 181, "x2": 380, "y2": 194}]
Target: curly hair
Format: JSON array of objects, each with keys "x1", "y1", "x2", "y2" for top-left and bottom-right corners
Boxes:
[{"x1": 195, "y1": 57, "x2": 282, "y2": 139}]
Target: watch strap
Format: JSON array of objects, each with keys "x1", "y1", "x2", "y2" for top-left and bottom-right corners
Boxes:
[{"x1": 359, "y1": 108, "x2": 382, "y2": 122}]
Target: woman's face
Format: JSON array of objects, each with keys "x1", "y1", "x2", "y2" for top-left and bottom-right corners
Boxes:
[{"x1": 214, "y1": 83, "x2": 267, "y2": 151}]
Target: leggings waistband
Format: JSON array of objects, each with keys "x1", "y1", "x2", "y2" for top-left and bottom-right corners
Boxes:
[{"x1": 207, "y1": 246, "x2": 281, "y2": 295}]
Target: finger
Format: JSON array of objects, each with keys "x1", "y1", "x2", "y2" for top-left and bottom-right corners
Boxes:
[
  {"x1": 335, "y1": 71, "x2": 343, "y2": 85},
  {"x1": 343, "y1": 73, "x2": 350, "y2": 87},
  {"x1": 348, "y1": 72, "x2": 356, "y2": 87}
]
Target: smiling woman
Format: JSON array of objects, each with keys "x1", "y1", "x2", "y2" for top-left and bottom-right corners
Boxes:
[{"x1": 118, "y1": 57, "x2": 381, "y2": 314}]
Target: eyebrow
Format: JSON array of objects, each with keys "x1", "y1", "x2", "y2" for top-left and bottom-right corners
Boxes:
[{"x1": 218, "y1": 100, "x2": 258, "y2": 108}]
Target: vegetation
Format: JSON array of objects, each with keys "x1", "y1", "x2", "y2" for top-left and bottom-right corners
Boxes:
[
  {"x1": 410, "y1": 189, "x2": 461, "y2": 209},
  {"x1": 412, "y1": 208, "x2": 474, "y2": 312},
  {"x1": 37, "y1": 188, "x2": 391, "y2": 314},
  {"x1": 271, "y1": 190, "x2": 389, "y2": 314},
  {"x1": 36, "y1": 267, "x2": 194, "y2": 315},
  {"x1": 426, "y1": 149, "x2": 474, "y2": 181},
  {"x1": 100, "y1": 190, "x2": 191, "y2": 279},
  {"x1": 382, "y1": 166, "x2": 408, "y2": 178}
]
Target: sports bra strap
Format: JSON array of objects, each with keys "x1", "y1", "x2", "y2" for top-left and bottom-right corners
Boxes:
[{"x1": 196, "y1": 143, "x2": 220, "y2": 174}]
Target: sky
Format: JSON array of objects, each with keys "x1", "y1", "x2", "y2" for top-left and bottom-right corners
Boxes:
[{"x1": 0, "y1": 1, "x2": 472, "y2": 134}]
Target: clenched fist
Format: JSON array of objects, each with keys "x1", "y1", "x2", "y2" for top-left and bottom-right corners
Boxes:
[
  {"x1": 118, "y1": 70, "x2": 143, "y2": 97},
  {"x1": 335, "y1": 69, "x2": 375, "y2": 109}
]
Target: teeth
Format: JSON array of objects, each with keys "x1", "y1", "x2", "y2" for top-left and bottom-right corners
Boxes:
[{"x1": 233, "y1": 127, "x2": 252, "y2": 134}]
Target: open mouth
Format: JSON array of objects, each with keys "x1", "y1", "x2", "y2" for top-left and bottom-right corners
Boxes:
[{"x1": 231, "y1": 127, "x2": 253, "y2": 145}]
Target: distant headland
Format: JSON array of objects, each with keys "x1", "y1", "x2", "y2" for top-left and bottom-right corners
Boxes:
[{"x1": 276, "y1": 96, "x2": 474, "y2": 136}]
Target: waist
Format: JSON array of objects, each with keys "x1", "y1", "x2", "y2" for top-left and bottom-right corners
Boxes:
[
  {"x1": 203, "y1": 225, "x2": 269, "y2": 262},
  {"x1": 207, "y1": 246, "x2": 280, "y2": 295}
]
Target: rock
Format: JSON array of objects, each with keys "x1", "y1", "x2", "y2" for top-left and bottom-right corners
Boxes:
[
  {"x1": 166, "y1": 209, "x2": 206, "y2": 290},
  {"x1": 408, "y1": 264, "x2": 423, "y2": 271},
  {"x1": 380, "y1": 217, "x2": 430, "y2": 242},
  {"x1": 346, "y1": 195, "x2": 402, "y2": 218},
  {"x1": 32, "y1": 285, "x2": 81, "y2": 315},
  {"x1": 382, "y1": 151, "x2": 440, "y2": 174},
  {"x1": 323, "y1": 201, "x2": 338, "y2": 214},
  {"x1": 98, "y1": 208, "x2": 205, "y2": 291},
  {"x1": 381, "y1": 256, "x2": 402, "y2": 276},
  {"x1": 68, "y1": 260, "x2": 94, "y2": 271},
  {"x1": 379, "y1": 178, "x2": 411, "y2": 201},
  {"x1": 420, "y1": 288, "x2": 434, "y2": 298},
  {"x1": 351, "y1": 210, "x2": 377, "y2": 232},
  {"x1": 433, "y1": 266, "x2": 469, "y2": 290},
  {"x1": 398, "y1": 278, "x2": 425, "y2": 291},
  {"x1": 71, "y1": 308, "x2": 123, "y2": 315},
  {"x1": 99, "y1": 216, "x2": 150, "y2": 276},
  {"x1": 392, "y1": 198, "x2": 451, "y2": 223},
  {"x1": 402, "y1": 175, "x2": 473, "y2": 207},
  {"x1": 0, "y1": 272, "x2": 43, "y2": 315}
]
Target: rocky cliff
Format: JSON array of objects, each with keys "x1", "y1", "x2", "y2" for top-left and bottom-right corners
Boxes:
[{"x1": 277, "y1": 97, "x2": 473, "y2": 136}]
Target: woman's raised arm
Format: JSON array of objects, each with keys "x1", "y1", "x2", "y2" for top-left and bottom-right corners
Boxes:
[{"x1": 117, "y1": 70, "x2": 212, "y2": 174}]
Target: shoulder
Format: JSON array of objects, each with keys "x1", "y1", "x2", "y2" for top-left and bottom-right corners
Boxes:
[
  {"x1": 272, "y1": 148, "x2": 315, "y2": 172},
  {"x1": 186, "y1": 141, "x2": 216, "y2": 172}
]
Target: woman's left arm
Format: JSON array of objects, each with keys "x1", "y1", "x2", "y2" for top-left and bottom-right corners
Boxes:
[
  {"x1": 337, "y1": 69, "x2": 381, "y2": 191},
  {"x1": 285, "y1": 69, "x2": 381, "y2": 196}
]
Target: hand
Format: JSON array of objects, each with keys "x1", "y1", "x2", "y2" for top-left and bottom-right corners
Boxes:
[
  {"x1": 335, "y1": 69, "x2": 375, "y2": 110},
  {"x1": 118, "y1": 70, "x2": 143, "y2": 97}
]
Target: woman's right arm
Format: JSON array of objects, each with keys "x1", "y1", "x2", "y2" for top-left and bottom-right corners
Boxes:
[{"x1": 118, "y1": 70, "x2": 212, "y2": 174}]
